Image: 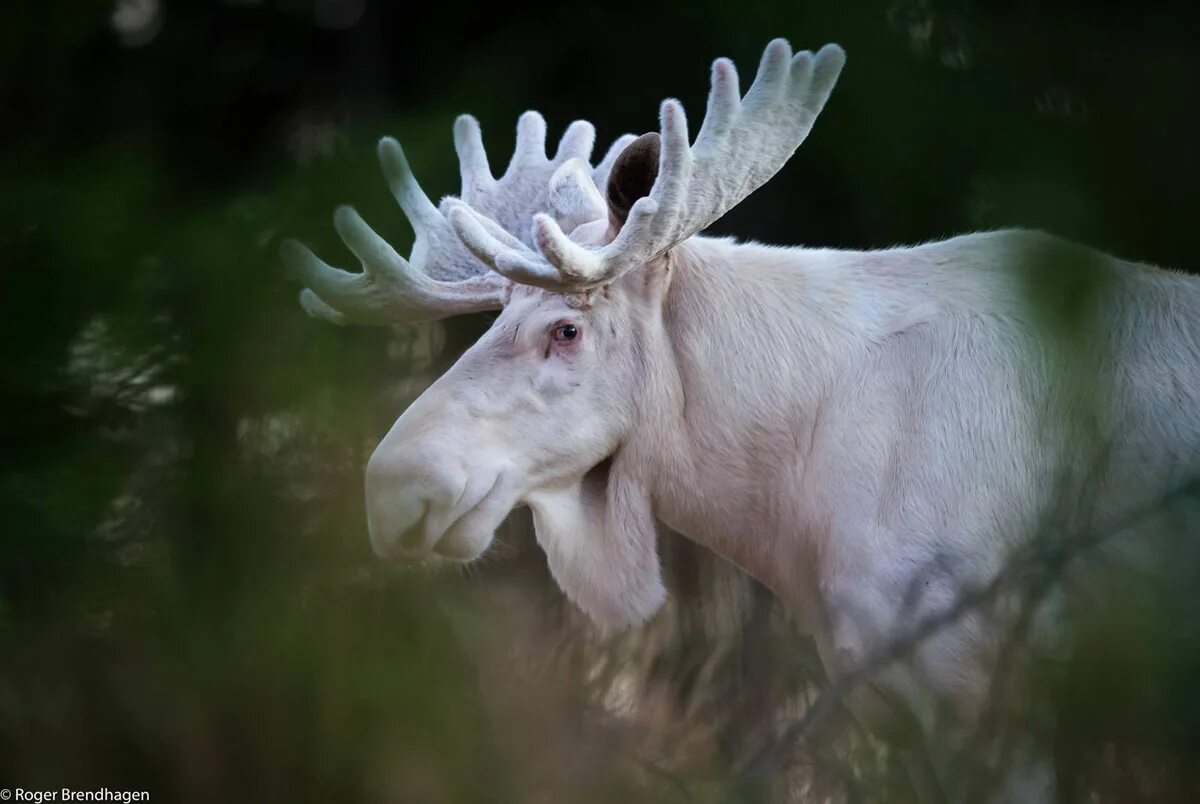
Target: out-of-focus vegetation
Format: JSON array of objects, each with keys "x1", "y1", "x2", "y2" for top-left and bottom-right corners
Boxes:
[{"x1": 2, "y1": 1, "x2": 1199, "y2": 801}]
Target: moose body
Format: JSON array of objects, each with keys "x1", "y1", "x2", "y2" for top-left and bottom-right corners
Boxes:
[
  {"x1": 286, "y1": 38, "x2": 1200, "y2": 802},
  {"x1": 646, "y1": 232, "x2": 1200, "y2": 799}
]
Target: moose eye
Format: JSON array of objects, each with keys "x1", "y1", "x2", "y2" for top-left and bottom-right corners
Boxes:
[{"x1": 553, "y1": 323, "x2": 579, "y2": 343}]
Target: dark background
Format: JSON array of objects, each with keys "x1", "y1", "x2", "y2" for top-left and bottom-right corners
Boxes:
[{"x1": 2, "y1": 1, "x2": 1199, "y2": 801}]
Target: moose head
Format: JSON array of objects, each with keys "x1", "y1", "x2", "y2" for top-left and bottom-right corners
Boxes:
[{"x1": 284, "y1": 39, "x2": 845, "y2": 627}]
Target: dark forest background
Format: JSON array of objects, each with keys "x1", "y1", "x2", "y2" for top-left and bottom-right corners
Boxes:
[{"x1": 3, "y1": 1, "x2": 1200, "y2": 801}]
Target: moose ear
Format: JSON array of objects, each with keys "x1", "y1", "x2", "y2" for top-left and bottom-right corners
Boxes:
[
  {"x1": 606, "y1": 132, "x2": 661, "y2": 226},
  {"x1": 526, "y1": 454, "x2": 666, "y2": 629}
]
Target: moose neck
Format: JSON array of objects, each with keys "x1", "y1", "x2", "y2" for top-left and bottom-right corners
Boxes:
[{"x1": 639, "y1": 235, "x2": 919, "y2": 615}]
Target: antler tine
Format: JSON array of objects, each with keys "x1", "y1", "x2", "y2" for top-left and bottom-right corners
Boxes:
[
  {"x1": 454, "y1": 39, "x2": 846, "y2": 292},
  {"x1": 555, "y1": 119, "x2": 596, "y2": 163},
  {"x1": 453, "y1": 114, "x2": 495, "y2": 198},
  {"x1": 283, "y1": 136, "x2": 510, "y2": 326}
]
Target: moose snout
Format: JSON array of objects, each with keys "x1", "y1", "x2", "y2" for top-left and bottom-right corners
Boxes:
[{"x1": 364, "y1": 447, "x2": 468, "y2": 560}]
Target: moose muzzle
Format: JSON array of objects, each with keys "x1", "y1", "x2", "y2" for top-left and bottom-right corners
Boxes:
[{"x1": 364, "y1": 398, "x2": 515, "y2": 562}]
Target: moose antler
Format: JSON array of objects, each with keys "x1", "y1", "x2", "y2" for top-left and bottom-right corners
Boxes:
[
  {"x1": 450, "y1": 39, "x2": 846, "y2": 292},
  {"x1": 284, "y1": 113, "x2": 636, "y2": 325},
  {"x1": 282, "y1": 138, "x2": 509, "y2": 325}
]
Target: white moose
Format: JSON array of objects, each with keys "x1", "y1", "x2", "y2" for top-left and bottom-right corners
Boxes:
[{"x1": 284, "y1": 38, "x2": 1200, "y2": 802}]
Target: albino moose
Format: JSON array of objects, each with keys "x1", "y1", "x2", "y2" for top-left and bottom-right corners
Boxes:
[{"x1": 284, "y1": 38, "x2": 1200, "y2": 802}]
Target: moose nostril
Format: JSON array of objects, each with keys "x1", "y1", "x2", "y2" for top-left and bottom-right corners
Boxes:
[
  {"x1": 395, "y1": 504, "x2": 429, "y2": 551},
  {"x1": 365, "y1": 472, "x2": 430, "y2": 559}
]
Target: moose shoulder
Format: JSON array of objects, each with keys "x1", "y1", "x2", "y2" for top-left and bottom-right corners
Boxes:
[{"x1": 284, "y1": 38, "x2": 1200, "y2": 803}]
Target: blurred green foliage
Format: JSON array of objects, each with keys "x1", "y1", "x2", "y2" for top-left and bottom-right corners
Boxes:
[{"x1": 2, "y1": 0, "x2": 1199, "y2": 801}]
